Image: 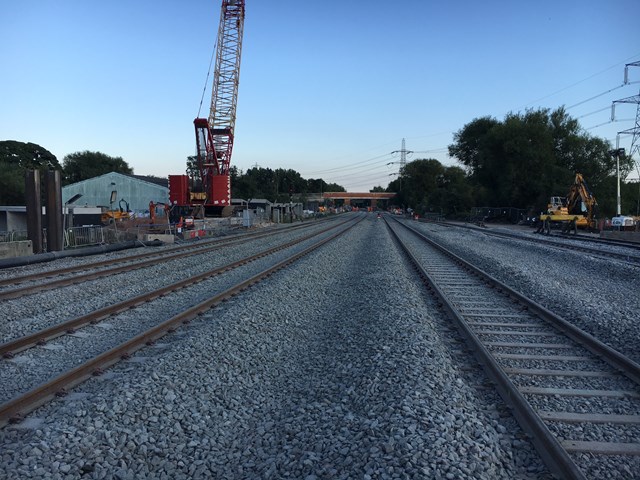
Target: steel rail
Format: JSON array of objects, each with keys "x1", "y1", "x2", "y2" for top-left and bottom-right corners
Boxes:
[
  {"x1": 386, "y1": 216, "x2": 640, "y2": 480},
  {"x1": 0, "y1": 216, "x2": 361, "y2": 428},
  {"x1": 0, "y1": 239, "x2": 207, "y2": 288},
  {"x1": 399, "y1": 218, "x2": 640, "y2": 383},
  {"x1": 0, "y1": 220, "x2": 333, "y2": 300},
  {"x1": 546, "y1": 231, "x2": 640, "y2": 250},
  {"x1": 0, "y1": 220, "x2": 325, "y2": 289},
  {"x1": 424, "y1": 220, "x2": 640, "y2": 264},
  {"x1": 0, "y1": 218, "x2": 348, "y2": 358}
]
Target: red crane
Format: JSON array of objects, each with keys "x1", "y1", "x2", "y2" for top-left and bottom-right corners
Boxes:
[{"x1": 169, "y1": 0, "x2": 245, "y2": 217}]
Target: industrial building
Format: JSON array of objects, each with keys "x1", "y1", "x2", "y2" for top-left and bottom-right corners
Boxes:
[{"x1": 62, "y1": 172, "x2": 169, "y2": 215}]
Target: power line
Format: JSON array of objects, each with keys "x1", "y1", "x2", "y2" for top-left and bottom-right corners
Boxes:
[
  {"x1": 566, "y1": 84, "x2": 625, "y2": 110},
  {"x1": 516, "y1": 51, "x2": 640, "y2": 110},
  {"x1": 576, "y1": 106, "x2": 610, "y2": 119},
  {"x1": 585, "y1": 118, "x2": 634, "y2": 131},
  {"x1": 302, "y1": 153, "x2": 393, "y2": 176}
]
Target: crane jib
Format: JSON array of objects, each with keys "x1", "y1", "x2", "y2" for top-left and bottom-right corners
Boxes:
[{"x1": 169, "y1": 0, "x2": 244, "y2": 217}]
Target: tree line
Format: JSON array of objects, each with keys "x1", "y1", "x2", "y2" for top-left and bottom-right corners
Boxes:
[
  {"x1": 0, "y1": 142, "x2": 133, "y2": 205},
  {"x1": 3, "y1": 106, "x2": 638, "y2": 218},
  {"x1": 0, "y1": 142, "x2": 345, "y2": 207},
  {"x1": 389, "y1": 107, "x2": 637, "y2": 219},
  {"x1": 229, "y1": 165, "x2": 345, "y2": 204}
]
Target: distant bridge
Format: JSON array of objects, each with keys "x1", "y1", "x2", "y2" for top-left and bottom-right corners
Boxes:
[{"x1": 305, "y1": 192, "x2": 396, "y2": 208}]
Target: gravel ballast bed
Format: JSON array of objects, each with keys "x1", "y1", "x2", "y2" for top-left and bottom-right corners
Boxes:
[
  {"x1": 0, "y1": 216, "x2": 550, "y2": 479},
  {"x1": 408, "y1": 221, "x2": 640, "y2": 364},
  {"x1": 0, "y1": 222, "x2": 351, "y2": 404},
  {"x1": 0, "y1": 219, "x2": 343, "y2": 344}
]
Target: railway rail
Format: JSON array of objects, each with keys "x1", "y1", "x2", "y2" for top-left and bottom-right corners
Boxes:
[
  {"x1": 0, "y1": 215, "x2": 361, "y2": 428},
  {"x1": 545, "y1": 231, "x2": 640, "y2": 250},
  {"x1": 0, "y1": 220, "x2": 326, "y2": 300},
  {"x1": 423, "y1": 220, "x2": 640, "y2": 266},
  {"x1": 386, "y1": 215, "x2": 640, "y2": 479}
]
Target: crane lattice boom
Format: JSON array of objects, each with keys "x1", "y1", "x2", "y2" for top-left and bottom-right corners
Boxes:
[
  {"x1": 206, "y1": 0, "x2": 244, "y2": 175},
  {"x1": 176, "y1": 0, "x2": 244, "y2": 215}
]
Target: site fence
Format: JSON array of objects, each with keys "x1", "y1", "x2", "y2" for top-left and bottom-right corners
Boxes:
[
  {"x1": 64, "y1": 225, "x2": 105, "y2": 249},
  {"x1": 470, "y1": 207, "x2": 530, "y2": 224},
  {"x1": 420, "y1": 213, "x2": 446, "y2": 222},
  {"x1": 0, "y1": 231, "x2": 28, "y2": 243}
]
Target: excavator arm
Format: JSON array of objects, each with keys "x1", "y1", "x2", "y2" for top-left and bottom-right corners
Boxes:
[{"x1": 566, "y1": 173, "x2": 597, "y2": 220}]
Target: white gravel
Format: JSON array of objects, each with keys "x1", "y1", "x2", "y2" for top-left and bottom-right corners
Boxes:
[
  {"x1": 0, "y1": 214, "x2": 551, "y2": 479},
  {"x1": 407, "y1": 220, "x2": 640, "y2": 365},
  {"x1": 0, "y1": 218, "x2": 348, "y2": 405}
]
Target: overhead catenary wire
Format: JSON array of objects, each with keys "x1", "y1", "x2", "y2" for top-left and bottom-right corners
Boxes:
[
  {"x1": 302, "y1": 145, "x2": 451, "y2": 183},
  {"x1": 586, "y1": 118, "x2": 635, "y2": 131}
]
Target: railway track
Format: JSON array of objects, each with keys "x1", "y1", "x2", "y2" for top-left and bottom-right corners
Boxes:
[
  {"x1": 0, "y1": 220, "x2": 327, "y2": 300},
  {"x1": 425, "y1": 220, "x2": 640, "y2": 266},
  {"x1": 386, "y1": 215, "x2": 640, "y2": 479},
  {"x1": 0, "y1": 215, "x2": 361, "y2": 427}
]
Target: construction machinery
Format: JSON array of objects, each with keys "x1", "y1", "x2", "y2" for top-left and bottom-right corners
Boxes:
[
  {"x1": 100, "y1": 199, "x2": 131, "y2": 225},
  {"x1": 537, "y1": 173, "x2": 598, "y2": 234},
  {"x1": 169, "y1": 0, "x2": 245, "y2": 218},
  {"x1": 149, "y1": 201, "x2": 171, "y2": 225}
]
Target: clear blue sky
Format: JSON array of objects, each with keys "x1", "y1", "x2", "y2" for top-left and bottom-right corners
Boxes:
[{"x1": 1, "y1": 0, "x2": 639, "y2": 191}]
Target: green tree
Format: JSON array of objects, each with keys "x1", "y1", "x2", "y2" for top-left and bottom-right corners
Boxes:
[
  {"x1": 62, "y1": 151, "x2": 133, "y2": 184},
  {"x1": 370, "y1": 185, "x2": 385, "y2": 192},
  {"x1": 430, "y1": 166, "x2": 474, "y2": 217},
  {"x1": 448, "y1": 107, "x2": 631, "y2": 216},
  {"x1": 621, "y1": 180, "x2": 640, "y2": 217},
  {"x1": 386, "y1": 159, "x2": 475, "y2": 217},
  {"x1": 324, "y1": 182, "x2": 345, "y2": 192},
  {"x1": 0, "y1": 140, "x2": 61, "y2": 205},
  {"x1": 227, "y1": 167, "x2": 345, "y2": 202},
  {"x1": 186, "y1": 155, "x2": 200, "y2": 181}
]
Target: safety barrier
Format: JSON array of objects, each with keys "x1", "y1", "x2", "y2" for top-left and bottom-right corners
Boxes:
[
  {"x1": 0, "y1": 231, "x2": 28, "y2": 243},
  {"x1": 64, "y1": 226, "x2": 105, "y2": 249}
]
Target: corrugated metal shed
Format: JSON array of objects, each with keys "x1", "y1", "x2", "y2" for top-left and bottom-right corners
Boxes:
[{"x1": 62, "y1": 172, "x2": 169, "y2": 213}]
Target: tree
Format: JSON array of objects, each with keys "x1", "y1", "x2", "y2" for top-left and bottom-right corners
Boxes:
[
  {"x1": 370, "y1": 185, "x2": 385, "y2": 192},
  {"x1": 385, "y1": 159, "x2": 473, "y2": 217},
  {"x1": 225, "y1": 167, "x2": 345, "y2": 201},
  {"x1": 448, "y1": 107, "x2": 632, "y2": 216},
  {"x1": 0, "y1": 140, "x2": 61, "y2": 205},
  {"x1": 324, "y1": 182, "x2": 345, "y2": 193},
  {"x1": 62, "y1": 151, "x2": 133, "y2": 184},
  {"x1": 186, "y1": 155, "x2": 200, "y2": 181}
]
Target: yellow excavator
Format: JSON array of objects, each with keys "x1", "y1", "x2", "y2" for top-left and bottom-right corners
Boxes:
[{"x1": 537, "y1": 173, "x2": 598, "y2": 234}]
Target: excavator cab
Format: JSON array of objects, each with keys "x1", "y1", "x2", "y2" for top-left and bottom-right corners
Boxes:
[{"x1": 547, "y1": 196, "x2": 568, "y2": 215}]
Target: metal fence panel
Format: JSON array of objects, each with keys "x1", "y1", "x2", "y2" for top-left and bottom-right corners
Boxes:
[
  {"x1": 64, "y1": 226, "x2": 105, "y2": 248},
  {"x1": 0, "y1": 231, "x2": 28, "y2": 243}
]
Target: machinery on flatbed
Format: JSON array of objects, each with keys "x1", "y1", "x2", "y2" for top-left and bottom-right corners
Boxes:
[
  {"x1": 169, "y1": 0, "x2": 245, "y2": 218},
  {"x1": 537, "y1": 173, "x2": 598, "y2": 234}
]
